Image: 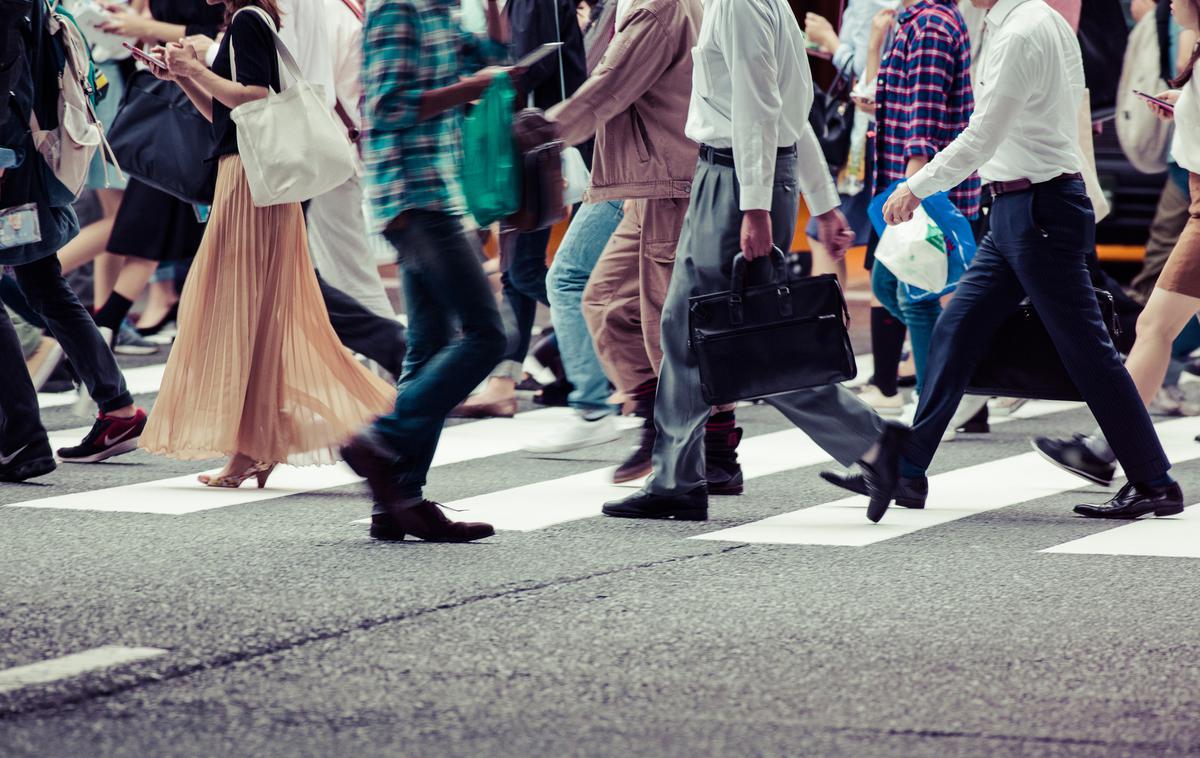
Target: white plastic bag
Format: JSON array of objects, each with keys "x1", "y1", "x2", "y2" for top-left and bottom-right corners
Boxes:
[
  {"x1": 562, "y1": 146, "x2": 590, "y2": 206},
  {"x1": 874, "y1": 206, "x2": 949, "y2": 293}
]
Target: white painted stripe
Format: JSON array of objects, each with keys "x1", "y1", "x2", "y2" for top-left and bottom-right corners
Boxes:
[
  {"x1": 0, "y1": 646, "x2": 167, "y2": 693},
  {"x1": 693, "y1": 417, "x2": 1200, "y2": 547},
  {"x1": 37, "y1": 363, "x2": 167, "y2": 409},
  {"x1": 368, "y1": 399, "x2": 1076, "y2": 532},
  {"x1": 10, "y1": 408, "x2": 585, "y2": 515},
  {"x1": 1042, "y1": 504, "x2": 1200, "y2": 558}
]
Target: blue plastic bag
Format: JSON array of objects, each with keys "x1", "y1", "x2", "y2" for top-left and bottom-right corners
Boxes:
[{"x1": 868, "y1": 180, "x2": 977, "y2": 303}]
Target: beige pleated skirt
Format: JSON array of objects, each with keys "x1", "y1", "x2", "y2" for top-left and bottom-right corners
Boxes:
[{"x1": 140, "y1": 155, "x2": 396, "y2": 465}]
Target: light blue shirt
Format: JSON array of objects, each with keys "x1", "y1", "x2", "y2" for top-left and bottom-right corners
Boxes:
[{"x1": 832, "y1": 0, "x2": 900, "y2": 78}]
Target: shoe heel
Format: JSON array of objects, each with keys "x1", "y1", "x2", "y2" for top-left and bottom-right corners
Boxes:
[
  {"x1": 896, "y1": 498, "x2": 925, "y2": 509},
  {"x1": 255, "y1": 464, "x2": 275, "y2": 489},
  {"x1": 1155, "y1": 505, "x2": 1185, "y2": 517}
]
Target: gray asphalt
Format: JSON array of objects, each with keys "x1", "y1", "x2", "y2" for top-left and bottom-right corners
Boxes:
[{"x1": 3, "y1": 370, "x2": 1200, "y2": 757}]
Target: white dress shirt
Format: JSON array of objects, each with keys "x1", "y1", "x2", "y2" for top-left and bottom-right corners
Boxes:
[
  {"x1": 906, "y1": 0, "x2": 1085, "y2": 200},
  {"x1": 1172, "y1": 75, "x2": 1200, "y2": 173},
  {"x1": 832, "y1": 0, "x2": 899, "y2": 79},
  {"x1": 685, "y1": 0, "x2": 839, "y2": 214},
  {"x1": 276, "y1": 0, "x2": 338, "y2": 110}
]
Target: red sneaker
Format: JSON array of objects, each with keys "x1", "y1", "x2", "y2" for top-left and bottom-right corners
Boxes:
[{"x1": 57, "y1": 409, "x2": 148, "y2": 463}]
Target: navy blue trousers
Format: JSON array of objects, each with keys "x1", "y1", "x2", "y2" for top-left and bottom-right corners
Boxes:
[{"x1": 905, "y1": 179, "x2": 1170, "y2": 484}]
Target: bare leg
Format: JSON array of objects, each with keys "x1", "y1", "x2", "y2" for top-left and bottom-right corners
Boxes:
[
  {"x1": 94, "y1": 253, "x2": 123, "y2": 307},
  {"x1": 137, "y1": 278, "x2": 179, "y2": 329},
  {"x1": 1124, "y1": 286, "x2": 1200, "y2": 406},
  {"x1": 58, "y1": 189, "x2": 123, "y2": 275},
  {"x1": 111, "y1": 257, "x2": 158, "y2": 304},
  {"x1": 807, "y1": 236, "x2": 847, "y2": 286}
]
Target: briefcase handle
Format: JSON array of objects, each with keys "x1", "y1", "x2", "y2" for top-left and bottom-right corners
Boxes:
[{"x1": 729, "y1": 248, "x2": 790, "y2": 325}]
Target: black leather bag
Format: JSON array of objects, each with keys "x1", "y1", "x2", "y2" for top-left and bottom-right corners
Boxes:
[
  {"x1": 106, "y1": 70, "x2": 217, "y2": 205},
  {"x1": 507, "y1": 108, "x2": 566, "y2": 232},
  {"x1": 689, "y1": 249, "x2": 857, "y2": 405},
  {"x1": 807, "y1": 60, "x2": 854, "y2": 171},
  {"x1": 966, "y1": 289, "x2": 1122, "y2": 401}
]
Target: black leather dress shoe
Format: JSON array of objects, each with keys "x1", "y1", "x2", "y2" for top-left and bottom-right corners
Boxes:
[
  {"x1": 1074, "y1": 481, "x2": 1184, "y2": 520},
  {"x1": 819, "y1": 469, "x2": 928, "y2": 509},
  {"x1": 602, "y1": 486, "x2": 708, "y2": 521},
  {"x1": 1033, "y1": 435, "x2": 1116, "y2": 486},
  {"x1": 861, "y1": 421, "x2": 908, "y2": 523}
]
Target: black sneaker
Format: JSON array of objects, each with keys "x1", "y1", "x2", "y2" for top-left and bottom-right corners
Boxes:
[
  {"x1": 1033, "y1": 435, "x2": 1116, "y2": 487},
  {"x1": 0, "y1": 437, "x2": 56, "y2": 482},
  {"x1": 57, "y1": 409, "x2": 148, "y2": 463}
]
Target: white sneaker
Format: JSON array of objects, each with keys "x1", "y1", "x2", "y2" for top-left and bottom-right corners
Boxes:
[
  {"x1": 522, "y1": 414, "x2": 621, "y2": 454},
  {"x1": 990, "y1": 396, "x2": 1029, "y2": 417},
  {"x1": 1150, "y1": 386, "x2": 1200, "y2": 417},
  {"x1": 856, "y1": 384, "x2": 905, "y2": 415}
]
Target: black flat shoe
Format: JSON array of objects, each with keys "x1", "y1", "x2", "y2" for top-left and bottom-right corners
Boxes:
[
  {"x1": 1033, "y1": 435, "x2": 1116, "y2": 487},
  {"x1": 861, "y1": 421, "x2": 908, "y2": 523},
  {"x1": 819, "y1": 469, "x2": 928, "y2": 509},
  {"x1": 1073, "y1": 481, "x2": 1184, "y2": 520},
  {"x1": 602, "y1": 486, "x2": 708, "y2": 521}
]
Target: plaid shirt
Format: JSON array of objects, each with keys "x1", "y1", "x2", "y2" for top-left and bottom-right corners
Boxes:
[
  {"x1": 362, "y1": 0, "x2": 503, "y2": 230},
  {"x1": 875, "y1": 0, "x2": 980, "y2": 218}
]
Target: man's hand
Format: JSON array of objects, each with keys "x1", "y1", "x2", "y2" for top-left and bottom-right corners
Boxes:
[
  {"x1": 882, "y1": 183, "x2": 922, "y2": 225},
  {"x1": 804, "y1": 13, "x2": 838, "y2": 54},
  {"x1": 740, "y1": 209, "x2": 773, "y2": 260},
  {"x1": 815, "y1": 209, "x2": 855, "y2": 260}
]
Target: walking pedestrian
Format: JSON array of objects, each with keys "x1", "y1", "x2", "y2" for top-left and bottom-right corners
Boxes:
[
  {"x1": 601, "y1": 0, "x2": 908, "y2": 523},
  {"x1": 138, "y1": 0, "x2": 395, "y2": 487},
  {"x1": 874, "y1": 0, "x2": 1183, "y2": 521}
]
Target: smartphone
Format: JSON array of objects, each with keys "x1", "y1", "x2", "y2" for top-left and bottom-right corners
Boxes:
[
  {"x1": 513, "y1": 42, "x2": 564, "y2": 71},
  {"x1": 122, "y1": 41, "x2": 167, "y2": 69},
  {"x1": 1134, "y1": 90, "x2": 1174, "y2": 111}
]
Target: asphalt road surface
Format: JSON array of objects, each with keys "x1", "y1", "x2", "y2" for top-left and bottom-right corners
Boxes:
[{"x1": 3, "y1": 356, "x2": 1200, "y2": 758}]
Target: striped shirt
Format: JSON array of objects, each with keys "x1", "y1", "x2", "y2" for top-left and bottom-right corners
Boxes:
[
  {"x1": 875, "y1": 0, "x2": 980, "y2": 217},
  {"x1": 361, "y1": 0, "x2": 503, "y2": 230}
]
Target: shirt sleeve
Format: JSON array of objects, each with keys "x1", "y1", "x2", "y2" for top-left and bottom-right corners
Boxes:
[
  {"x1": 725, "y1": 0, "x2": 782, "y2": 211},
  {"x1": 228, "y1": 13, "x2": 276, "y2": 89},
  {"x1": 902, "y1": 25, "x2": 957, "y2": 162},
  {"x1": 795, "y1": 123, "x2": 840, "y2": 216},
  {"x1": 907, "y1": 31, "x2": 1035, "y2": 199},
  {"x1": 363, "y1": 0, "x2": 423, "y2": 131}
]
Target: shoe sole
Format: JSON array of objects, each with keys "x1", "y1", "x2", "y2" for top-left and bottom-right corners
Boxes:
[
  {"x1": 1074, "y1": 504, "x2": 1185, "y2": 520},
  {"x1": 522, "y1": 432, "x2": 622, "y2": 455},
  {"x1": 1030, "y1": 440, "x2": 1114, "y2": 487},
  {"x1": 709, "y1": 483, "x2": 743, "y2": 496},
  {"x1": 0, "y1": 457, "x2": 57, "y2": 482},
  {"x1": 58, "y1": 437, "x2": 140, "y2": 464},
  {"x1": 601, "y1": 507, "x2": 708, "y2": 521}
]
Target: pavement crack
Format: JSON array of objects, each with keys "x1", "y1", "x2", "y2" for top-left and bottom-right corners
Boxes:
[{"x1": 0, "y1": 543, "x2": 750, "y2": 719}]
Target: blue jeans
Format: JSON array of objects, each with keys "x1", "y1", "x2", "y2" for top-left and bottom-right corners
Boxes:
[
  {"x1": 871, "y1": 262, "x2": 941, "y2": 397},
  {"x1": 496, "y1": 227, "x2": 553, "y2": 378},
  {"x1": 373, "y1": 212, "x2": 506, "y2": 498},
  {"x1": 546, "y1": 200, "x2": 624, "y2": 414}
]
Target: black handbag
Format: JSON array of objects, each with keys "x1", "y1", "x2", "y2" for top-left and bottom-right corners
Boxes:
[
  {"x1": 807, "y1": 60, "x2": 854, "y2": 171},
  {"x1": 507, "y1": 109, "x2": 566, "y2": 232},
  {"x1": 689, "y1": 249, "x2": 857, "y2": 405},
  {"x1": 106, "y1": 70, "x2": 217, "y2": 205},
  {"x1": 966, "y1": 289, "x2": 1122, "y2": 401}
]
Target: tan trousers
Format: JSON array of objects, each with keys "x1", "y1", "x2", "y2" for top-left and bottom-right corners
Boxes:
[{"x1": 582, "y1": 197, "x2": 688, "y2": 395}]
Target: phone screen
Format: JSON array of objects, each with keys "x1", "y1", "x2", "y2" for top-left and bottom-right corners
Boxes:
[
  {"x1": 1134, "y1": 90, "x2": 1174, "y2": 110},
  {"x1": 514, "y1": 42, "x2": 563, "y2": 71},
  {"x1": 123, "y1": 42, "x2": 166, "y2": 68}
]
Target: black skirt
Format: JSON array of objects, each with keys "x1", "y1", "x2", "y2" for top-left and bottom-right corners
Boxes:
[{"x1": 107, "y1": 178, "x2": 206, "y2": 262}]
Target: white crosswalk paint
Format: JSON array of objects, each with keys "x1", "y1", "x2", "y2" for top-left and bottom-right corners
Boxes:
[
  {"x1": 369, "y1": 399, "x2": 1076, "y2": 532},
  {"x1": 37, "y1": 363, "x2": 167, "y2": 410},
  {"x1": 693, "y1": 417, "x2": 1200, "y2": 547},
  {"x1": 1042, "y1": 504, "x2": 1200, "y2": 558},
  {"x1": 9, "y1": 408, "x2": 587, "y2": 515},
  {"x1": 0, "y1": 646, "x2": 167, "y2": 693}
]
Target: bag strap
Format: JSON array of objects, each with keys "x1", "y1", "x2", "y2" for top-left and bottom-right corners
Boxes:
[
  {"x1": 229, "y1": 6, "x2": 305, "y2": 93},
  {"x1": 552, "y1": 0, "x2": 566, "y2": 103}
]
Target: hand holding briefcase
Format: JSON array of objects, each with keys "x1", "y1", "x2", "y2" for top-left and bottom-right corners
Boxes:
[{"x1": 689, "y1": 249, "x2": 857, "y2": 405}]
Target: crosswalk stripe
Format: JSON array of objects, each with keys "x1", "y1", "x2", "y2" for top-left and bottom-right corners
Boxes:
[
  {"x1": 1041, "y1": 504, "x2": 1200, "y2": 558},
  {"x1": 0, "y1": 646, "x2": 168, "y2": 694},
  {"x1": 692, "y1": 417, "x2": 1200, "y2": 547},
  {"x1": 7, "y1": 408, "x2": 584, "y2": 515},
  {"x1": 37, "y1": 363, "x2": 168, "y2": 410},
  {"x1": 375, "y1": 399, "x2": 1076, "y2": 532}
]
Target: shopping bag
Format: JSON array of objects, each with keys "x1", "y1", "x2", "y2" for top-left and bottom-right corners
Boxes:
[
  {"x1": 868, "y1": 180, "x2": 978, "y2": 303},
  {"x1": 872, "y1": 205, "x2": 949, "y2": 293},
  {"x1": 562, "y1": 145, "x2": 589, "y2": 206},
  {"x1": 462, "y1": 75, "x2": 520, "y2": 226}
]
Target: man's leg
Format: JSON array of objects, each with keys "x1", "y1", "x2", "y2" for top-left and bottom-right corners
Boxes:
[
  {"x1": 0, "y1": 303, "x2": 55, "y2": 481},
  {"x1": 307, "y1": 176, "x2": 396, "y2": 319},
  {"x1": 318, "y1": 275, "x2": 407, "y2": 379},
  {"x1": 636, "y1": 197, "x2": 688, "y2": 377}
]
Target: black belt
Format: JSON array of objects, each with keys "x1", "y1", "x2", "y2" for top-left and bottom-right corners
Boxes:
[
  {"x1": 698, "y1": 143, "x2": 797, "y2": 168},
  {"x1": 987, "y1": 172, "x2": 1084, "y2": 199}
]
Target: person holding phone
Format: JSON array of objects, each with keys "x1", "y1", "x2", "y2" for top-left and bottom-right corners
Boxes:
[
  {"x1": 880, "y1": 0, "x2": 1181, "y2": 522},
  {"x1": 138, "y1": 0, "x2": 395, "y2": 488},
  {"x1": 1033, "y1": 0, "x2": 1200, "y2": 509}
]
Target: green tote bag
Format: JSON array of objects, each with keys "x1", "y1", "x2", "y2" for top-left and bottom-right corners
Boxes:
[{"x1": 462, "y1": 75, "x2": 519, "y2": 226}]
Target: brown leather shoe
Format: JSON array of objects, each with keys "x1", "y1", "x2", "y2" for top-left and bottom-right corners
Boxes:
[
  {"x1": 340, "y1": 431, "x2": 402, "y2": 504},
  {"x1": 371, "y1": 500, "x2": 495, "y2": 542}
]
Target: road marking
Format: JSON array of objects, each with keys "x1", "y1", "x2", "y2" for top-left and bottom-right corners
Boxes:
[
  {"x1": 362, "y1": 400, "x2": 1075, "y2": 532},
  {"x1": 0, "y1": 646, "x2": 167, "y2": 693},
  {"x1": 11, "y1": 408, "x2": 587, "y2": 515},
  {"x1": 1042, "y1": 504, "x2": 1200, "y2": 558},
  {"x1": 37, "y1": 363, "x2": 167, "y2": 409},
  {"x1": 692, "y1": 417, "x2": 1200, "y2": 547}
]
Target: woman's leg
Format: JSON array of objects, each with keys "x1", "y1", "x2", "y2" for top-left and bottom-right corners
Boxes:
[
  {"x1": 58, "y1": 188, "x2": 123, "y2": 275},
  {"x1": 1125, "y1": 286, "x2": 1200, "y2": 406},
  {"x1": 93, "y1": 258, "x2": 158, "y2": 333},
  {"x1": 807, "y1": 236, "x2": 848, "y2": 285}
]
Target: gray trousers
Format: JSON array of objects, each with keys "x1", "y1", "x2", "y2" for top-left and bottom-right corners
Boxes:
[{"x1": 648, "y1": 151, "x2": 883, "y2": 496}]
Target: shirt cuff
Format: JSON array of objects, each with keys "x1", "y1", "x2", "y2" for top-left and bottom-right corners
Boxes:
[
  {"x1": 739, "y1": 184, "x2": 774, "y2": 212},
  {"x1": 802, "y1": 181, "x2": 840, "y2": 217},
  {"x1": 906, "y1": 169, "x2": 936, "y2": 200}
]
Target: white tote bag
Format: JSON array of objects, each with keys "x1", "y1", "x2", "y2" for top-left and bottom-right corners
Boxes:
[
  {"x1": 874, "y1": 206, "x2": 950, "y2": 293},
  {"x1": 228, "y1": 7, "x2": 357, "y2": 206}
]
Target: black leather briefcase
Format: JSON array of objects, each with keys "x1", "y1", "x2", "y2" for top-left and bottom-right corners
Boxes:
[
  {"x1": 689, "y1": 250, "x2": 857, "y2": 405},
  {"x1": 966, "y1": 289, "x2": 1121, "y2": 401}
]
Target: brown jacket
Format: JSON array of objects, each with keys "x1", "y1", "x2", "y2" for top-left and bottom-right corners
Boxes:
[{"x1": 547, "y1": 0, "x2": 702, "y2": 202}]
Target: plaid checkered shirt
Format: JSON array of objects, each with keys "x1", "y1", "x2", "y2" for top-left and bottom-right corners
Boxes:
[
  {"x1": 362, "y1": 0, "x2": 503, "y2": 230},
  {"x1": 875, "y1": 0, "x2": 981, "y2": 218}
]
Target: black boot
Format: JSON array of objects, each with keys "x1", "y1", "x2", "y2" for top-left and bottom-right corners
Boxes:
[
  {"x1": 614, "y1": 380, "x2": 656, "y2": 484},
  {"x1": 602, "y1": 485, "x2": 708, "y2": 521},
  {"x1": 705, "y1": 413, "x2": 744, "y2": 496}
]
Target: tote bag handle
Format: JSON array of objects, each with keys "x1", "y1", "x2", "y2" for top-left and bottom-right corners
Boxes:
[{"x1": 228, "y1": 6, "x2": 307, "y2": 93}]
